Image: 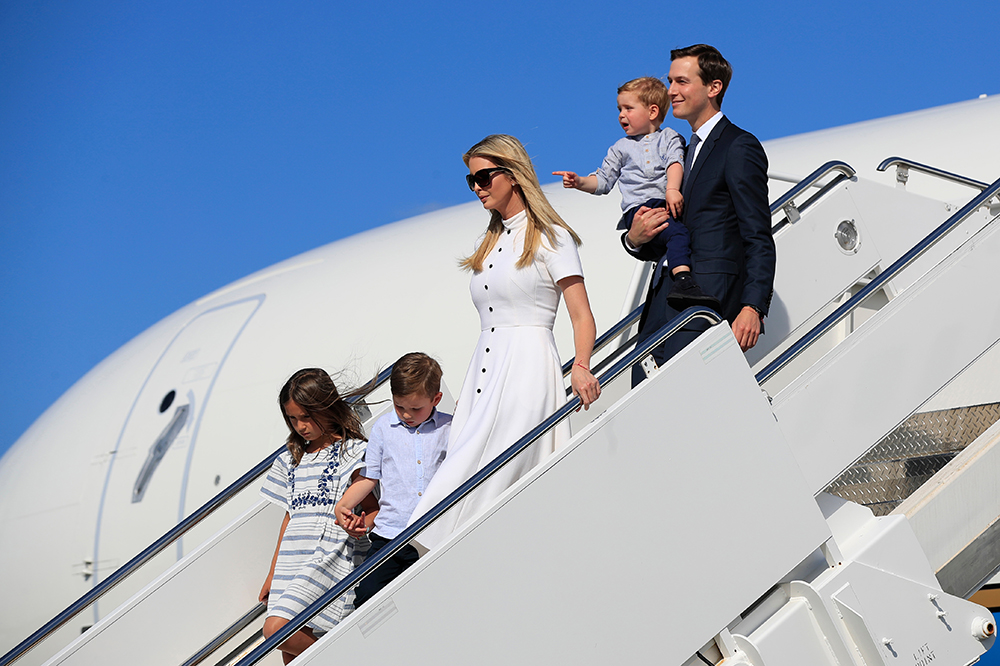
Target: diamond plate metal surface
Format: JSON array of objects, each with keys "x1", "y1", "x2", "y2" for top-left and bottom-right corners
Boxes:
[{"x1": 825, "y1": 402, "x2": 1000, "y2": 516}]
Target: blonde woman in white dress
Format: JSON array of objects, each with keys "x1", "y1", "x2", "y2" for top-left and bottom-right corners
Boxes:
[{"x1": 409, "y1": 134, "x2": 601, "y2": 550}]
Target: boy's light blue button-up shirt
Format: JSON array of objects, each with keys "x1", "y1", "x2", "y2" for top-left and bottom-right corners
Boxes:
[
  {"x1": 362, "y1": 408, "x2": 452, "y2": 539},
  {"x1": 593, "y1": 127, "x2": 686, "y2": 212}
]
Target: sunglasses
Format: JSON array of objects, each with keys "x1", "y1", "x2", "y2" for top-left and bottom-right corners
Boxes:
[{"x1": 466, "y1": 167, "x2": 509, "y2": 190}]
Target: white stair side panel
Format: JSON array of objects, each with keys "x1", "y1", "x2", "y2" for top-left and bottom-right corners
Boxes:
[
  {"x1": 44, "y1": 500, "x2": 284, "y2": 666},
  {"x1": 812, "y1": 561, "x2": 992, "y2": 666},
  {"x1": 897, "y1": 418, "x2": 1000, "y2": 595},
  {"x1": 770, "y1": 214, "x2": 1000, "y2": 494},
  {"x1": 751, "y1": 179, "x2": 972, "y2": 375},
  {"x1": 298, "y1": 325, "x2": 830, "y2": 666},
  {"x1": 749, "y1": 181, "x2": 884, "y2": 368},
  {"x1": 847, "y1": 183, "x2": 995, "y2": 300}
]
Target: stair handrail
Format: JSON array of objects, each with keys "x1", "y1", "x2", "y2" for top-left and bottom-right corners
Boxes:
[
  {"x1": 180, "y1": 603, "x2": 266, "y2": 666},
  {"x1": 564, "y1": 160, "x2": 858, "y2": 384},
  {"x1": 558, "y1": 162, "x2": 856, "y2": 382},
  {"x1": 232, "y1": 307, "x2": 722, "y2": 666},
  {"x1": 0, "y1": 368, "x2": 393, "y2": 666},
  {"x1": 5, "y1": 299, "x2": 652, "y2": 666},
  {"x1": 176, "y1": 301, "x2": 651, "y2": 666},
  {"x1": 8, "y1": 162, "x2": 855, "y2": 666},
  {"x1": 557, "y1": 162, "x2": 856, "y2": 384},
  {"x1": 756, "y1": 176, "x2": 1000, "y2": 386},
  {"x1": 771, "y1": 161, "x2": 856, "y2": 233},
  {"x1": 877, "y1": 156, "x2": 990, "y2": 192}
]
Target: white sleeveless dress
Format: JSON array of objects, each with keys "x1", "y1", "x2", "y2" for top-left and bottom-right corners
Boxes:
[{"x1": 408, "y1": 211, "x2": 583, "y2": 549}]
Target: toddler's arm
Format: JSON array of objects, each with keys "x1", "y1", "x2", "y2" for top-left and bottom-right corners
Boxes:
[
  {"x1": 552, "y1": 171, "x2": 598, "y2": 193},
  {"x1": 665, "y1": 161, "x2": 684, "y2": 219}
]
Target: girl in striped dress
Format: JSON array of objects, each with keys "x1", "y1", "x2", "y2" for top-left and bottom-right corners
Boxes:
[{"x1": 259, "y1": 368, "x2": 378, "y2": 663}]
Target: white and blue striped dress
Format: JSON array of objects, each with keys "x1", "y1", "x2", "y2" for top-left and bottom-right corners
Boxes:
[{"x1": 260, "y1": 439, "x2": 370, "y2": 634}]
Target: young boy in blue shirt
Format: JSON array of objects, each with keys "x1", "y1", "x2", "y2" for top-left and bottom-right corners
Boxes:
[
  {"x1": 335, "y1": 352, "x2": 451, "y2": 608},
  {"x1": 554, "y1": 76, "x2": 720, "y2": 312}
]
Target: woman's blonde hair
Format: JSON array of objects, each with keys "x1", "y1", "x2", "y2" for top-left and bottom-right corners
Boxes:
[{"x1": 460, "y1": 134, "x2": 581, "y2": 272}]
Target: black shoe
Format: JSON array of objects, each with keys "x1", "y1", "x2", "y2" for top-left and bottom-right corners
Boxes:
[{"x1": 666, "y1": 273, "x2": 722, "y2": 313}]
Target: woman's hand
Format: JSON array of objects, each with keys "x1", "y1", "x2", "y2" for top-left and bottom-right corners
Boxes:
[{"x1": 570, "y1": 363, "x2": 601, "y2": 410}]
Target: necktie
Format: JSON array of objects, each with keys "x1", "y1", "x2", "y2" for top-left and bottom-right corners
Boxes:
[{"x1": 682, "y1": 133, "x2": 701, "y2": 198}]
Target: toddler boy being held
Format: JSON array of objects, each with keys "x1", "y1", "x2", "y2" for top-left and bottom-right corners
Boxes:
[
  {"x1": 334, "y1": 352, "x2": 452, "y2": 608},
  {"x1": 554, "y1": 76, "x2": 720, "y2": 312}
]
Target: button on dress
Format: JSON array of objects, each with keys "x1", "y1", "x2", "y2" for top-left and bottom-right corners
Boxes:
[
  {"x1": 259, "y1": 440, "x2": 369, "y2": 634},
  {"x1": 409, "y1": 211, "x2": 583, "y2": 549}
]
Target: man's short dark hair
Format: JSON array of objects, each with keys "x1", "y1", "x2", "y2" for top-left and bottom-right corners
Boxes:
[{"x1": 670, "y1": 44, "x2": 733, "y2": 107}]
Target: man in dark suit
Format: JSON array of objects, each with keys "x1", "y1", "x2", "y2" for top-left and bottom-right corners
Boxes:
[{"x1": 624, "y1": 44, "x2": 775, "y2": 383}]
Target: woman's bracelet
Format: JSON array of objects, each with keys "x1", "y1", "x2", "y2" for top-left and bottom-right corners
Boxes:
[{"x1": 574, "y1": 362, "x2": 590, "y2": 371}]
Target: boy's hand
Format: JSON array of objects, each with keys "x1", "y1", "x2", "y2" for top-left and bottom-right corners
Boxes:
[
  {"x1": 552, "y1": 171, "x2": 580, "y2": 189},
  {"x1": 664, "y1": 189, "x2": 684, "y2": 219}
]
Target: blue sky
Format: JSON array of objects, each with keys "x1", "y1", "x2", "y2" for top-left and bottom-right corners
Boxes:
[{"x1": 1, "y1": 0, "x2": 999, "y2": 459}]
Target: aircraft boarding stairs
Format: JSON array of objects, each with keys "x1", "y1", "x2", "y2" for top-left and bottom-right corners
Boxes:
[{"x1": 8, "y1": 159, "x2": 1000, "y2": 666}]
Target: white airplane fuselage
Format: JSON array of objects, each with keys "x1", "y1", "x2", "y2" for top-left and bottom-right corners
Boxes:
[{"x1": 1, "y1": 96, "x2": 998, "y2": 659}]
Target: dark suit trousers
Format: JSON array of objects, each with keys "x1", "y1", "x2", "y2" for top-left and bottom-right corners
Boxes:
[
  {"x1": 630, "y1": 275, "x2": 710, "y2": 386},
  {"x1": 353, "y1": 533, "x2": 419, "y2": 608}
]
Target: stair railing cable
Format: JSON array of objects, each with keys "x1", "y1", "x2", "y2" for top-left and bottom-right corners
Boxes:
[
  {"x1": 231, "y1": 306, "x2": 722, "y2": 666},
  {"x1": 0, "y1": 368, "x2": 394, "y2": 666},
  {"x1": 756, "y1": 176, "x2": 1000, "y2": 386},
  {"x1": 877, "y1": 157, "x2": 990, "y2": 192}
]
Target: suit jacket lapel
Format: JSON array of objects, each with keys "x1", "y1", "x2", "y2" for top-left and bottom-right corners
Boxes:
[{"x1": 685, "y1": 116, "x2": 730, "y2": 197}]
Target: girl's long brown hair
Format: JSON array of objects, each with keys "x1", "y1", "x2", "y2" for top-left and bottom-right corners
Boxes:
[
  {"x1": 460, "y1": 134, "x2": 581, "y2": 273},
  {"x1": 278, "y1": 368, "x2": 368, "y2": 466}
]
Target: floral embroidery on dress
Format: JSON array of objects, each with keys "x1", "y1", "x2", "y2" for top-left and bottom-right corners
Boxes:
[{"x1": 288, "y1": 442, "x2": 341, "y2": 510}]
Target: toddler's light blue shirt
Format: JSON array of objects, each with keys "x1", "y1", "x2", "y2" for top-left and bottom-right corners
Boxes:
[{"x1": 593, "y1": 128, "x2": 686, "y2": 212}]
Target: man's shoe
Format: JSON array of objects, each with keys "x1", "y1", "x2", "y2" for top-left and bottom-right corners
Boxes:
[{"x1": 667, "y1": 273, "x2": 722, "y2": 313}]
